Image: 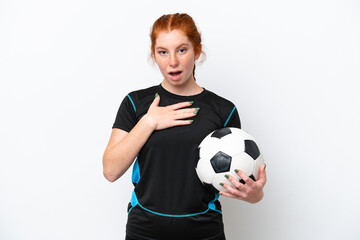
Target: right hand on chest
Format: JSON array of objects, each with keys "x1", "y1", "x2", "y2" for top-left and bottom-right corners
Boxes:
[{"x1": 144, "y1": 94, "x2": 199, "y2": 131}]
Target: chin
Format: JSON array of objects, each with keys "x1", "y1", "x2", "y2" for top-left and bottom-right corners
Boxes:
[{"x1": 167, "y1": 76, "x2": 191, "y2": 86}]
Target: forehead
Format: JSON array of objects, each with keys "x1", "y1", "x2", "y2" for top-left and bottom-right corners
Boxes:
[{"x1": 155, "y1": 29, "x2": 192, "y2": 48}]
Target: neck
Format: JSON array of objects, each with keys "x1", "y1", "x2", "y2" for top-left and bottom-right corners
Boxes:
[{"x1": 161, "y1": 78, "x2": 203, "y2": 96}]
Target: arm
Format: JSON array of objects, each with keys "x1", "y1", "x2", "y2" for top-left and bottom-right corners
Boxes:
[
  {"x1": 102, "y1": 94, "x2": 197, "y2": 182},
  {"x1": 102, "y1": 115, "x2": 155, "y2": 182}
]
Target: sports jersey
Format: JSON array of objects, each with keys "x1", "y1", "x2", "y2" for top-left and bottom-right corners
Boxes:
[{"x1": 112, "y1": 83, "x2": 241, "y2": 240}]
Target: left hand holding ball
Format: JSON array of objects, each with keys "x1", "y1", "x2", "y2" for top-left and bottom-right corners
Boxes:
[{"x1": 219, "y1": 164, "x2": 267, "y2": 204}]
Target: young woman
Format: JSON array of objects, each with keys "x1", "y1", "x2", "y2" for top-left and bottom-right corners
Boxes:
[{"x1": 103, "y1": 13, "x2": 267, "y2": 240}]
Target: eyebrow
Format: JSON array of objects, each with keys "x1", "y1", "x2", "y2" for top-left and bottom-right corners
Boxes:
[{"x1": 155, "y1": 43, "x2": 190, "y2": 50}]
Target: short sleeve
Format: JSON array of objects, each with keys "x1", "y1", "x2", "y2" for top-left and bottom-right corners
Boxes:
[
  {"x1": 223, "y1": 106, "x2": 241, "y2": 129},
  {"x1": 112, "y1": 94, "x2": 137, "y2": 132}
]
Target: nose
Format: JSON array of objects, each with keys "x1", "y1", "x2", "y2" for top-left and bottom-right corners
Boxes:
[{"x1": 169, "y1": 52, "x2": 179, "y2": 67}]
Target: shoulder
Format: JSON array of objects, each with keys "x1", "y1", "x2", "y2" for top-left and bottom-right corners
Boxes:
[
  {"x1": 204, "y1": 88, "x2": 237, "y2": 109},
  {"x1": 124, "y1": 85, "x2": 158, "y2": 114},
  {"x1": 203, "y1": 88, "x2": 240, "y2": 127},
  {"x1": 127, "y1": 85, "x2": 158, "y2": 100},
  {"x1": 126, "y1": 85, "x2": 158, "y2": 105}
]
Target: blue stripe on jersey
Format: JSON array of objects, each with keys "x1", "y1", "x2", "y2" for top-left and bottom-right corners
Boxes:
[
  {"x1": 128, "y1": 191, "x2": 222, "y2": 216},
  {"x1": 132, "y1": 155, "x2": 140, "y2": 184},
  {"x1": 138, "y1": 202, "x2": 211, "y2": 218},
  {"x1": 127, "y1": 94, "x2": 136, "y2": 112},
  {"x1": 128, "y1": 190, "x2": 139, "y2": 213},
  {"x1": 223, "y1": 106, "x2": 236, "y2": 127},
  {"x1": 208, "y1": 193, "x2": 222, "y2": 214}
]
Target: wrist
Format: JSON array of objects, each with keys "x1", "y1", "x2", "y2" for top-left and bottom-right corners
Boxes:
[{"x1": 142, "y1": 114, "x2": 157, "y2": 131}]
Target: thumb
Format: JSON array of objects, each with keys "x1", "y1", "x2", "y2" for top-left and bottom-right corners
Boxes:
[{"x1": 258, "y1": 164, "x2": 267, "y2": 185}]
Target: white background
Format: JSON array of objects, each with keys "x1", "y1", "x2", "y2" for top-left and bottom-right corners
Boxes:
[{"x1": 1, "y1": 0, "x2": 359, "y2": 239}]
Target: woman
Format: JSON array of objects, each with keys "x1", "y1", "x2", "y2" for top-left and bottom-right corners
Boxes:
[{"x1": 103, "y1": 13, "x2": 267, "y2": 240}]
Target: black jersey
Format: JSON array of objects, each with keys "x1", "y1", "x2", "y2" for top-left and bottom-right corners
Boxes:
[{"x1": 112, "y1": 83, "x2": 241, "y2": 240}]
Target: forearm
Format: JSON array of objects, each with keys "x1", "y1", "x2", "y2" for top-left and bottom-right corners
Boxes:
[{"x1": 103, "y1": 115, "x2": 155, "y2": 182}]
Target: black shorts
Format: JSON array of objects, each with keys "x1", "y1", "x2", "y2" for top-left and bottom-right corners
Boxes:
[
  {"x1": 125, "y1": 205, "x2": 226, "y2": 240},
  {"x1": 125, "y1": 231, "x2": 226, "y2": 240}
]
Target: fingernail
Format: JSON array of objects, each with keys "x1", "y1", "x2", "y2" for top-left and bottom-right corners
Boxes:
[
  {"x1": 265, "y1": 164, "x2": 267, "y2": 169},
  {"x1": 155, "y1": 93, "x2": 158, "y2": 99},
  {"x1": 189, "y1": 120, "x2": 194, "y2": 123},
  {"x1": 194, "y1": 111, "x2": 198, "y2": 114},
  {"x1": 219, "y1": 183, "x2": 224, "y2": 186},
  {"x1": 224, "y1": 174, "x2": 229, "y2": 179},
  {"x1": 189, "y1": 101, "x2": 194, "y2": 105},
  {"x1": 219, "y1": 192, "x2": 222, "y2": 195},
  {"x1": 195, "y1": 107, "x2": 200, "y2": 111},
  {"x1": 234, "y1": 169, "x2": 239, "y2": 173}
]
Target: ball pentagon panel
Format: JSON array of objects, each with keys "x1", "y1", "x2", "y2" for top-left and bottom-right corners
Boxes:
[
  {"x1": 211, "y1": 127, "x2": 232, "y2": 139},
  {"x1": 210, "y1": 151, "x2": 232, "y2": 173},
  {"x1": 244, "y1": 139, "x2": 261, "y2": 160}
]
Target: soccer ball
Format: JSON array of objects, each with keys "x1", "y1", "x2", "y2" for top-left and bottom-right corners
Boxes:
[{"x1": 195, "y1": 127, "x2": 264, "y2": 193}]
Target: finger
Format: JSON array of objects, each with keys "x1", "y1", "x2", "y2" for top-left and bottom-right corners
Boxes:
[
  {"x1": 169, "y1": 101, "x2": 194, "y2": 110},
  {"x1": 173, "y1": 110, "x2": 198, "y2": 120},
  {"x1": 219, "y1": 191, "x2": 243, "y2": 200},
  {"x1": 225, "y1": 174, "x2": 246, "y2": 192},
  {"x1": 149, "y1": 93, "x2": 160, "y2": 109},
  {"x1": 173, "y1": 120, "x2": 194, "y2": 126},
  {"x1": 173, "y1": 108, "x2": 198, "y2": 116},
  {"x1": 234, "y1": 169, "x2": 254, "y2": 186},
  {"x1": 220, "y1": 182, "x2": 243, "y2": 197}
]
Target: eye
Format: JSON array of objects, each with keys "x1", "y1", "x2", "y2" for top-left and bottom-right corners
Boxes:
[
  {"x1": 178, "y1": 48, "x2": 187, "y2": 53},
  {"x1": 158, "y1": 51, "x2": 167, "y2": 55}
]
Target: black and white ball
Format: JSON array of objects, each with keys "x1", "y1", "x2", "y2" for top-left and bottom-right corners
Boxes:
[{"x1": 195, "y1": 127, "x2": 264, "y2": 193}]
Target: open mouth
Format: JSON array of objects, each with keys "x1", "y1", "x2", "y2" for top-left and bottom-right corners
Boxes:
[{"x1": 169, "y1": 71, "x2": 182, "y2": 76}]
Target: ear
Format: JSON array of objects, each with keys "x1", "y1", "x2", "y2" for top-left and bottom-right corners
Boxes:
[{"x1": 194, "y1": 44, "x2": 202, "y2": 60}]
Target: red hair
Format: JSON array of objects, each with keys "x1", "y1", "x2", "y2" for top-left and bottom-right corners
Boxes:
[{"x1": 149, "y1": 13, "x2": 205, "y2": 80}]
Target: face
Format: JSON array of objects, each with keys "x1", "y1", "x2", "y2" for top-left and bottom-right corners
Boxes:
[{"x1": 154, "y1": 29, "x2": 201, "y2": 86}]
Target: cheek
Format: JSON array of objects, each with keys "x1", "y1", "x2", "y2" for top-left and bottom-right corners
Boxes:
[
  {"x1": 159, "y1": 64, "x2": 168, "y2": 73},
  {"x1": 156, "y1": 60, "x2": 166, "y2": 71},
  {"x1": 184, "y1": 56, "x2": 195, "y2": 69}
]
